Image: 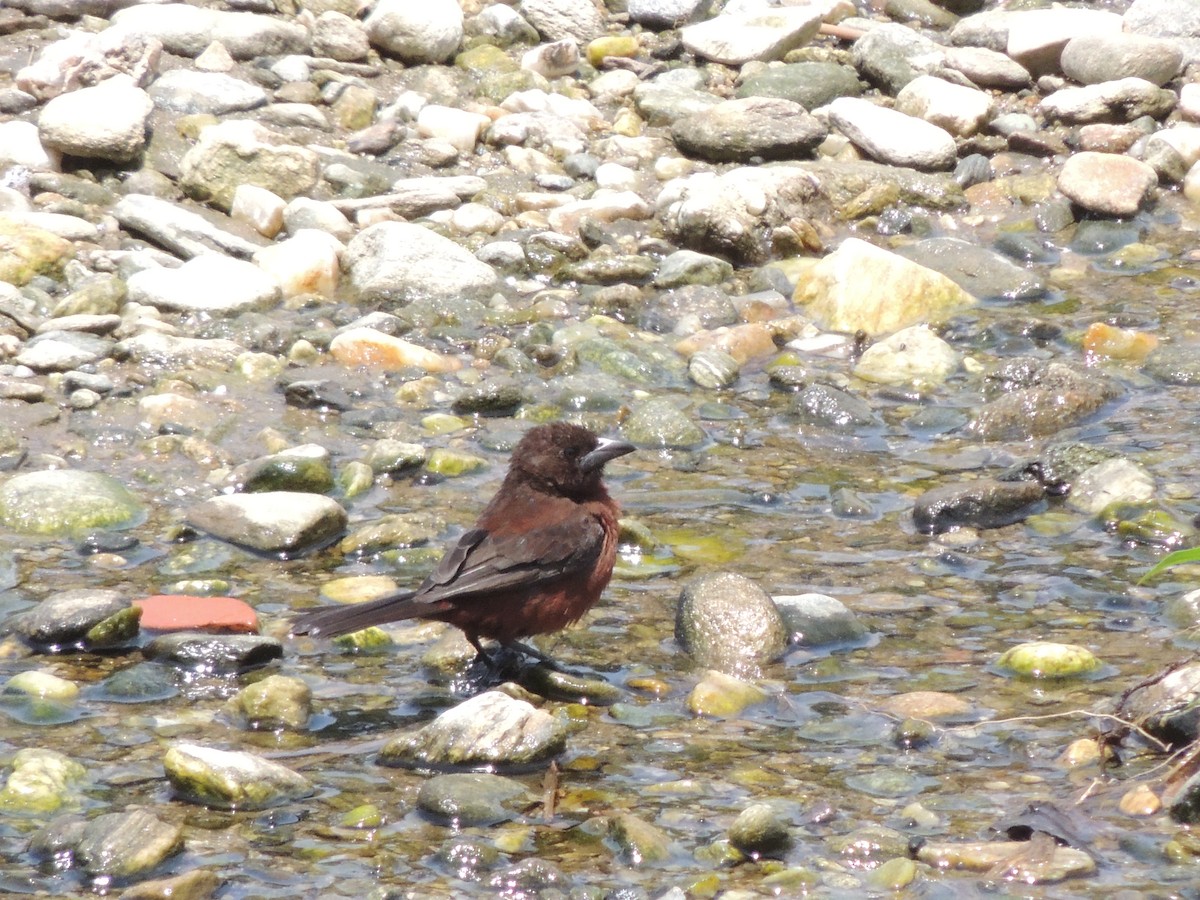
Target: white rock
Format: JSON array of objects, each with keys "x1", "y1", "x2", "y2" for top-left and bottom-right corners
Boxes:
[
  {"x1": 365, "y1": 0, "x2": 463, "y2": 64},
  {"x1": 450, "y1": 203, "x2": 505, "y2": 235},
  {"x1": 681, "y1": 7, "x2": 823, "y2": 65},
  {"x1": 345, "y1": 221, "x2": 499, "y2": 302},
  {"x1": 1183, "y1": 83, "x2": 1200, "y2": 122},
  {"x1": 313, "y1": 10, "x2": 370, "y2": 62},
  {"x1": 253, "y1": 229, "x2": 341, "y2": 298},
  {"x1": 147, "y1": 69, "x2": 267, "y2": 115},
  {"x1": 895, "y1": 75, "x2": 992, "y2": 138},
  {"x1": 594, "y1": 162, "x2": 639, "y2": 191},
  {"x1": 519, "y1": 0, "x2": 605, "y2": 42},
  {"x1": 283, "y1": 197, "x2": 354, "y2": 242},
  {"x1": 194, "y1": 40, "x2": 235, "y2": 72},
  {"x1": 547, "y1": 191, "x2": 654, "y2": 236},
  {"x1": 853, "y1": 325, "x2": 959, "y2": 386},
  {"x1": 128, "y1": 254, "x2": 281, "y2": 314},
  {"x1": 16, "y1": 28, "x2": 161, "y2": 101},
  {"x1": 822, "y1": 97, "x2": 957, "y2": 170},
  {"x1": 1066, "y1": 458, "x2": 1154, "y2": 515},
  {"x1": 589, "y1": 69, "x2": 641, "y2": 101},
  {"x1": 416, "y1": 105, "x2": 491, "y2": 153},
  {"x1": 1004, "y1": 7, "x2": 1123, "y2": 76},
  {"x1": 0, "y1": 120, "x2": 60, "y2": 171},
  {"x1": 231, "y1": 184, "x2": 286, "y2": 238},
  {"x1": 111, "y1": 4, "x2": 308, "y2": 59},
  {"x1": 38, "y1": 75, "x2": 153, "y2": 162},
  {"x1": 1057, "y1": 152, "x2": 1156, "y2": 217},
  {"x1": 1183, "y1": 160, "x2": 1200, "y2": 204}
]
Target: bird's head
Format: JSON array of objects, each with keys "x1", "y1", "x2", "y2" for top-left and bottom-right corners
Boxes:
[{"x1": 511, "y1": 422, "x2": 634, "y2": 498}]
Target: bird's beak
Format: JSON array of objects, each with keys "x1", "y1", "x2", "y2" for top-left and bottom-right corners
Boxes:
[{"x1": 581, "y1": 437, "x2": 635, "y2": 472}]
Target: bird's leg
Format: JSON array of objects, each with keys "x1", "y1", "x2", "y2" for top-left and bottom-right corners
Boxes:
[
  {"x1": 505, "y1": 640, "x2": 592, "y2": 676},
  {"x1": 467, "y1": 634, "x2": 497, "y2": 669}
]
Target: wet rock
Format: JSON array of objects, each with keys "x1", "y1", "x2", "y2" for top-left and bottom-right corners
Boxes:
[
  {"x1": 379, "y1": 690, "x2": 568, "y2": 769},
  {"x1": 853, "y1": 325, "x2": 958, "y2": 387},
  {"x1": 1104, "y1": 501, "x2": 1195, "y2": 549},
  {"x1": 680, "y1": 7, "x2": 822, "y2": 65},
  {"x1": 966, "y1": 362, "x2": 1119, "y2": 441},
  {"x1": 729, "y1": 802, "x2": 792, "y2": 858},
  {"x1": 795, "y1": 238, "x2": 975, "y2": 336},
  {"x1": 345, "y1": 221, "x2": 498, "y2": 304},
  {"x1": 228, "y1": 444, "x2": 334, "y2": 495},
  {"x1": 0, "y1": 469, "x2": 144, "y2": 538},
  {"x1": 791, "y1": 383, "x2": 880, "y2": 434},
  {"x1": 687, "y1": 669, "x2": 768, "y2": 717},
  {"x1": 41, "y1": 808, "x2": 183, "y2": 878},
  {"x1": 608, "y1": 812, "x2": 672, "y2": 865},
  {"x1": 340, "y1": 512, "x2": 441, "y2": 556},
  {"x1": 425, "y1": 448, "x2": 488, "y2": 477},
  {"x1": 96, "y1": 348, "x2": 205, "y2": 404},
  {"x1": 452, "y1": 379, "x2": 524, "y2": 416},
  {"x1": 229, "y1": 674, "x2": 311, "y2": 729},
  {"x1": 4, "y1": 670, "x2": 79, "y2": 701},
  {"x1": 163, "y1": 743, "x2": 313, "y2": 810},
  {"x1": 688, "y1": 349, "x2": 740, "y2": 389},
  {"x1": 417, "y1": 773, "x2": 533, "y2": 826},
  {"x1": 774, "y1": 593, "x2": 869, "y2": 647},
  {"x1": 995, "y1": 641, "x2": 1101, "y2": 680},
  {"x1": 913, "y1": 478, "x2": 1047, "y2": 534},
  {"x1": 1064, "y1": 458, "x2": 1155, "y2": 515},
  {"x1": 621, "y1": 397, "x2": 707, "y2": 449},
  {"x1": 118, "y1": 870, "x2": 222, "y2": 900},
  {"x1": 896, "y1": 237, "x2": 1047, "y2": 302},
  {"x1": 1136, "y1": 332, "x2": 1200, "y2": 380},
  {"x1": 185, "y1": 491, "x2": 348, "y2": 555},
  {"x1": 0, "y1": 748, "x2": 86, "y2": 812},
  {"x1": 144, "y1": 632, "x2": 283, "y2": 673},
  {"x1": 366, "y1": 0, "x2": 463, "y2": 63},
  {"x1": 1057, "y1": 152, "x2": 1157, "y2": 218},
  {"x1": 330, "y1": 328, "x2": 462, "y2": 374},
  {"x1": 878, "y1": 690, "x2": 972, "y2": 721},
  {"x1": 1116, "y1": 663, "x2": 1200, "y2": 748},
  {"x1": 914, "y1": 840, "x2": 1096, "y2": 883},
  {"x1": 91, "y1": 663, "x2": 179, "y2": 704},
  {"x1": 518, "y1": 664, "x2": 623, "y2": 706},
  {"x1": 824, "y1": 97, "x2": 957, "y2": 171},
  {"x1": 676, "y1": 571, "x2": 787, "y2": 676},
  {"x1": 671, "y1": 97, "x2": 826, "y2": 163},
  {"x1": 642, "y1": 284, "x2": 737, "y2": 334},
  {"x1": 737, "y1": 61, "x2": 863, "y2": 111},
  {"x1": 7, "y1": 588, "x2": 138, "y2": 650}
]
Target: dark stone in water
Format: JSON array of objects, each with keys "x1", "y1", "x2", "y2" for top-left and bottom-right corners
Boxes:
[
  {"x1": 144, "y1": 632, "x2": 283, "y2": 674},
  {"x1": 913, "y1": 478, "x2": 1047, "y2": 534}
]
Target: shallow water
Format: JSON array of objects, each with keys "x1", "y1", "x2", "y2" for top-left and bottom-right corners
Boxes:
[{"x1": 4, "y1": 199, "x2": 1200, "y2": 897}]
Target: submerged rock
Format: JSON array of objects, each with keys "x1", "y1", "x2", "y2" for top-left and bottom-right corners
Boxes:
[
  {"x1": 7, "y1": 589, "x2": 139, "y2": 651},
  {"x1": 0, "y1": 748, "x2": 86, "y2": 813},
  {"x1": 163, "y1": 743, "x2": 313, "y2": 810},
  {"x1": 31, "y1": 808, "x2": 183, "y2": 878},
  {"x1": 995, "y1": 641, "x2": 1101, "y2": 680},
  {"x1": 0, "y1": 470, "x2": 144, "y2": 536},
  {"x1": 417, "y1": 773, "x2": 532, "y2": 826},
  {"x1": 676, "y1": 571, "x2": 787, "y2": 676},
  {"x1": 913, "y1": 478, "x2": 1047, "y2": 534}
]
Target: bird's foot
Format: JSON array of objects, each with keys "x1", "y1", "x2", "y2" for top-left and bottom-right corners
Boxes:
[{"x1": 505, "y1": 641, "x2": 592, "y2": 677}]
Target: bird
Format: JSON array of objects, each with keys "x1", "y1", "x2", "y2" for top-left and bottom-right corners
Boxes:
[{"x1": 291, "y1": 422, "x2": 634, "y2": 667}]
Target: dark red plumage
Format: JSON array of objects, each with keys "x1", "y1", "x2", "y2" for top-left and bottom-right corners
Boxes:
[{"x1": 290, "y1": 423, "x2": 634, "y2": 661}]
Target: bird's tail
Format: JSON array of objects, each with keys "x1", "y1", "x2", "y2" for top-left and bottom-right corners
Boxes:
[{"x1": 290, "y1": 589, "x2": 433, "y2": 638}]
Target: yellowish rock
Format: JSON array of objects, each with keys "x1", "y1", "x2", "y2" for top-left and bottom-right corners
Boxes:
[{"x1": 330, "y1": 328, "x2": 462, "y2": 373}]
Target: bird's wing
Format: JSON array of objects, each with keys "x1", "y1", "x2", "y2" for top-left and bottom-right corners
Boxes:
[{"x1": 416, "y1": 515, "x2": 606, "y2": 604}]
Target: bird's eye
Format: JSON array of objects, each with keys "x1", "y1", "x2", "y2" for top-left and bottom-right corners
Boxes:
[{"x1": 561, "y1": 445, "x2": 582, "y2": 460}]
